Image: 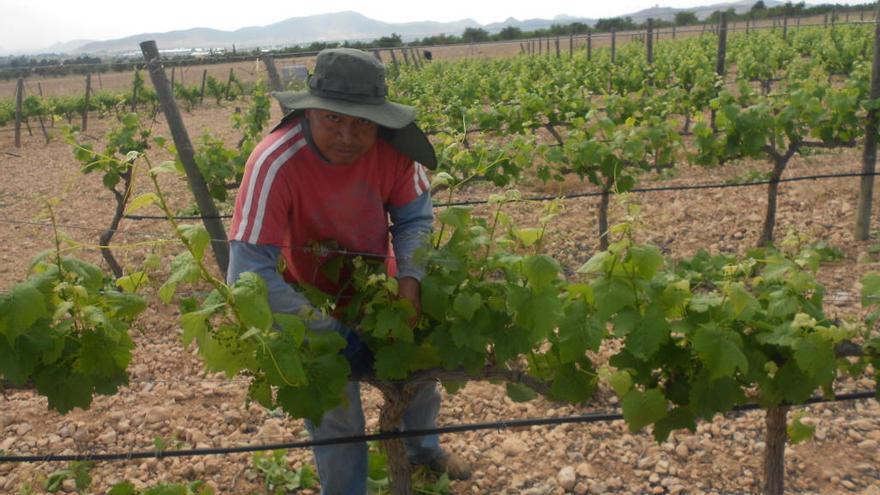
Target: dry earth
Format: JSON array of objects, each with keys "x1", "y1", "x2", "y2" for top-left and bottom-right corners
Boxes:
[{"x1": 0, "y1": 100, "x2": 879, "y2": 495}]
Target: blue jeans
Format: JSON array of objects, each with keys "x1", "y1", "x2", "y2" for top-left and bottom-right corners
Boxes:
[{"x1": 304, "y1": 381, "x2": 443, "y2": 495}]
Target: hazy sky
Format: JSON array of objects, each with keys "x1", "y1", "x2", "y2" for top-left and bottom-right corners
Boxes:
[{"x1": 0, "y1": 0, "x2": 874, "y2": 53}]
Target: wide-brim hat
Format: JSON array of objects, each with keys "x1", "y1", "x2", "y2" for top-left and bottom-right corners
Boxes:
[{"x1": 272, "y1": 48, "x2": 437, "y2": 169}]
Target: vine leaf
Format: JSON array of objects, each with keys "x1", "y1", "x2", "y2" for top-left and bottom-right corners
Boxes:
[{"x1": 621, "y1": 388, "x2": 667, "y2": 432}]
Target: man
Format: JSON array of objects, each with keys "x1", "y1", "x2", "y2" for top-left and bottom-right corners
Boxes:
[{"x1": 227, "y1": 48, "x2": 471, "y2": 494}]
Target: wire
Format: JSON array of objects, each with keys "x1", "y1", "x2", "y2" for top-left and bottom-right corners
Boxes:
[
  {"x1": 115, "y1": 170, "x2": 880, "y2": 220},
  {"x1": 0, "y1": 390, "x2": 873, "y2": 463}
]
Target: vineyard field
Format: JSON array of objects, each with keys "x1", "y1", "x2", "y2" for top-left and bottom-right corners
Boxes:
[
  {"x1": 2, "y1": 18, "x2": 880, "y2": 495},
  {"x1": 2, "y1": 97, "x2": 879, "y2": 494}
]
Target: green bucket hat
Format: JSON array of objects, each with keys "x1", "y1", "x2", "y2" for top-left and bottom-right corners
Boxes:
[{"x1": 273, "y1": 48, "x2": 437, "y2": 169}]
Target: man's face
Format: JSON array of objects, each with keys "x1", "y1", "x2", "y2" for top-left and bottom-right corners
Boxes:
[{"x1": 305, "y1": 109, "x2": 379, "y2": 163}]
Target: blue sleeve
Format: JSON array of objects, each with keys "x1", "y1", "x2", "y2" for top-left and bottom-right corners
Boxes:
[
  {"x1": 388, "y1": 191, "x2": 433, "y2": 281},
  {"x1": 227, "y1": 240, "x2": 344, "y2": 333}
]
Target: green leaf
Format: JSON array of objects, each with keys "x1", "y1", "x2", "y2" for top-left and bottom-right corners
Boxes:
[
  {"x1": 116, "y1": 271, "x2": 149, "y2": 293},
  {"x1": 609, "y1": 370, "x2": 633, "y2": 396},
  {"x1": 420, "y1": 275, "x2": 449, "y2": 321},
  {"x1": 513, "y1": 228, "x2": 543, "y2": 247},
  {"x1": 693, "y1": 323, "x2": 748, "y2": 380},
  {"x1": 452, "y1": 292, "x2": 482, "y2": 320},
  {"x1": 0, "y1": 281, "x2": 49, "y2": 345},
  {"x1": 593, "y1": 278, "x2": 636, "y2": 322},
  {"x1": 180, "y1": 304, "x2": 223, "y2": 347},
  {"x1": 689, "y1": 373, "x2": 744, "y2": 419},
  {"x1": 725, "y1": 282, "x2": 760, "y2": 320},
  {"x1": 548, "y1": 360, "x2": 597, "y2": 403},
  {"x1": 556, "y1": 301, "x2": 603, "y2": 363},
  {"x1": 437, "y1": 207, "x2": 471, "y2": 230},
  {"x1": 652, "y1": 407, "x2": 696, "y2": 442},
  {"x1": 577, "y1": 251, "x2": 611, "y2": 274},
  {"x1": 522, "y1": 255, "x2": 559, "y2": 292},
  {"x1": 124, "y1": 193, "x2": 159, "y2": 214},
  {"x1": 262, "y1": 329, "x2": 308, "y2": 387},
  {"x1": 628, "y1": 245, "x2": 664, "y2": 279},
  {"x1": 689, "y1": 293, "x2": 724, "y2": 313},
  {"x1": 276, "y1": 354, "x2": 348, "y2": 424},
  {"x1": 103, "y1": 291, "x2": 147, "y2": 320},
  {"x1": 621, "y1": 388, "x2": 667, "y2": 432},
  {"x1": 625, "y1": 305, "x2": 670, "y2": 360},
  {"x1": 273, "y1": 313, "x2": 306, "y2": 347},
  {"x1": 108, "y1": 481, "x2": 137, "y2": 495},
  {"x1": 178, "y1": 224, "x2": 211, "y2": 263},
  {"x1": 793, "y1": 333, "x2": 835, "y2": 381},
  {"x1": 787, "y1": 413, "x2": 816, "y2": 445},
  {"x1": 861, "y1": 272, "x2": 880, "y2": 307},
  {"x1": 231, "y1": 272, "x2": 273, "y2": 331},
  {"x1": 506, "y1": 382, "x2": 537, "y2": 402},
  {"x1": 158, "y1": 251, "x2": 201, "y2": 303},
  {"x1": 371, "y1": 308, "x2": 413, "y2": 342},
  {"x1": 34, "y1": 367, "x2": 95, "y2": 414}
]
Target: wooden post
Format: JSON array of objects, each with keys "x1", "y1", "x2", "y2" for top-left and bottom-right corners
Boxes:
[
  {"x1": 97, "y1": 72, "x2": 103, "y2": 90},
  {"x1": 716, "y1": 13, "x2": 728, "y2": 78},
  {"x1": 762, "y1": 406, "x2": 788, "y2": 495},
  {"x1": 569, "y1": 34, "x2": 573, "y2": 59},
  {"x1": 82, "y1": 73, "x2": 91, "y2": 131},
  {"x1": 711, "y1": 13, "x2": 728, "y2": 131},
  {"x1": 520, "y1": 42, "x2": 526, "y2": 55},
  {"x1": 372, "y1": 49, "x2": 382, "y2": 62},
  {"x1": 224, "y1": 68, "x2": 234, "y2": 100},
  {"x1": 170, "y1": 66, "x2": 176, "y2": 87},
  {"x1": 587, "y1": 31, "x2": 592, "y2": 60},
  {"x1": 14, "y1": 78, "x2": 23, "y2": 148},
  {"x1": 401, "y1": 47, "x2": 411, "y2": 65},
  {"x1": 140, "y1": 40, "x2": 229, "y2": 276},
  {"x1": 538, "y1": 37, "x2": 543, "y2": 55},
  {"x1": 856, "y1": 1, "x2": 880, "y2": 240},
  {"x1": 410, "y1": 48, "x2": 422, "y2": 69},
  {"x1": 261, "y1": 54, "x2": 284, "y2": 92},
  {"x1": 389, "y1": 49, "x2": 399, "y2": 72},
  {"x1": 199, "y1": 69, "x2": 207, "y2": 103},
  {"x1": 646, "y1": 18, "x2": 654, "y2": 65},
  {"x1": 824, "y1": 13, "x2": 829, "y2": 26},
  {"x1": 673, "y1": 25, "x2": 677, "y2": 40},
  {"x1": 555, "y1": 37, "x2": 560, "y2": 58},
  {"x1": 783, "y1": 15, "x2": 788, "y2": 40},
  {"x1": 611, "y1": 29, "x2": 617, "y2": 63}
]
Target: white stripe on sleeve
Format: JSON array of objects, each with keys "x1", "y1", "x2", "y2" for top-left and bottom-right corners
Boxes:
[
  {"x1": 235, "y1": 124, "x2": 301, "y2": 241},
  {"x1": 247, "y1": 138, "x2": 307, "y2": 244}
]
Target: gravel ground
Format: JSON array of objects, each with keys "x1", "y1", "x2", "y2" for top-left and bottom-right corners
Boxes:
[{"x1": 0, "y1": 105, "x2": 879, "y2": 494}]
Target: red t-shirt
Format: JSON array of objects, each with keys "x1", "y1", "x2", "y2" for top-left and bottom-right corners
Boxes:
[{"x1": 230, "y1": 117, "x2": 431, "y2": 300}]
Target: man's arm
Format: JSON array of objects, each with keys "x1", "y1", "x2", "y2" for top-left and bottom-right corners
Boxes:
[
  {"x1": 388, "y1": 191, "x2": 433, "y2": 322},
  {"x1": 227, "y1": 240, "x2": 342, "y2": 333}
]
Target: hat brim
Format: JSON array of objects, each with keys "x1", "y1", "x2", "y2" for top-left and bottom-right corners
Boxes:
[
  {"x1": 272, "y1": 91, "x2": 437, "y2": 170},
  {"x1": 273, "y1": 90, "x2": 416, "y2": 129}
]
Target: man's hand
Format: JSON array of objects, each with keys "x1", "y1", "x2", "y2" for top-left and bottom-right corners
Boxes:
[{"x1": 398, "y1": 276, "x2": 422, "y2": 328}]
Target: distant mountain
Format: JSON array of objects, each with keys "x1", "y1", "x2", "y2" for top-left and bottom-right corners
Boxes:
[
  {"x1": 34, "y1": 2, "x2": 786, "y2": 56},
  {"x1": 76, "y1": 11, "x2": 480, "y2": 55},
  {"x1": 626, "y1": 0, "x2": 784, "y2": 22}
]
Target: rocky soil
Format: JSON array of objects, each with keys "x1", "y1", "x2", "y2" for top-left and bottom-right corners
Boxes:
[{"x1": 1, "y1": 103, "x2": 879, "y2": 494}]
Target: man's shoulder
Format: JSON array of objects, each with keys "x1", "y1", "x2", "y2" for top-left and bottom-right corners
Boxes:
[{"x1": 248, "y1": 116, "x2": 309, "y2": 167}]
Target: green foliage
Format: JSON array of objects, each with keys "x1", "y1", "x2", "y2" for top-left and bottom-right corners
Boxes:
[
  {"x1": 251, "y1": 450, "x2": 317, "y2": 494},
  {"x1": 0, "y1": 249, "x2": 145, "y2": 413},
  {"x1": 45, "y1": 461, "x2": 94, "y2": 492}
]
